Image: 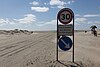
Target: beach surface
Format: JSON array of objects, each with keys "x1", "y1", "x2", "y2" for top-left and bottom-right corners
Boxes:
[{"x1": 0, "y1": 31, "x2": 100, "y2": 67}]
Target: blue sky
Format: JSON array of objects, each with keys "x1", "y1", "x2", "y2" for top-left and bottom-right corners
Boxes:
[{"x1": 0, "y1": 0, "x2": 100, "y2": 31}]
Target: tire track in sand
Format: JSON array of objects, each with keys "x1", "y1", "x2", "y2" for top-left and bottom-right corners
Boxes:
[{"x1": 0, "y1": 34, "x2": 52, "y2": 57}]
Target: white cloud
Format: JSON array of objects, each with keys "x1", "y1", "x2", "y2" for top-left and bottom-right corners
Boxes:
[
  {"x1": 44, "y1": 3, "x2": 47, "y2": 5},
  {"x1": 67, "y1": 0, "x2": 75, "y2": 5},
  {"x1": 31, "y1": 7, "x2": 49, "y2": 12},
  {"x1": 45, "y1": 20, "x2": 56, "y2": 25},
  {"x1": 30, "y1": 1, "x2": 39, "y2": 6},
  {"x1": 0, "y1": 14, "x2": 36, "y2": 26},
  {"x1": 15, "y1": 14, "x2": 36, "y2": 24},
  {"x1": 0, "y1": 18, "x2": 15, "y2": 26},
  {"x1": 50, "y1": 0, "x2": 66, "y2": 6},
  {"x1": 50, "y1": 0, "x2": 75, "y2": 8},
  {"x1": 75, "y1": 18, "x2": 87, "y2": 23},
  {"x1": 88, "y1": 21, "x2": 100, "y2": 24},
  {"x1": 57, "y1": 5, "x2": 65, "y2": 8},
  {"x1": 75, "y1": 14, "x2": 81, "y2": 17},
  {"x1": 50, "y1": 0, "x2": 66, "y2": 9},
  {"x1": 37, "y1": 19, "x2": 57, "y2": 26},
  {"x1": 0, "y1": 19, "x2": 7, "y2": 24},
  {"x1": 83, "y1": 14, "x2": 100, "y2": 17},
  {"x1": 67, "y1": 1, "x2": 71, "y2": 4},
  {"x1": 0, "y1": 18, "x2": 10, "y2": 25},
  {"x1": 0, "y1": 23, "x2": 6, "y2": 26}
]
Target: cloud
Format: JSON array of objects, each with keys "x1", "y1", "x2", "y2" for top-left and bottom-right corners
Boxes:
[
  {"x1": 44, "y1": 3, "x2": 47, "y2": 5},
  {"x1": 45, "y1": 20, "x2": 56, "y2": 25},
  {"x1": 0, "y1": 18, "x2": 7, "y2": 24},
  {"x1": 75, "y1": 18, "x2": 87, "y2": 23},
  {"x1": 30, "y1": 1, "x2": 39, "y2": 6},
  {"x1": 30, "y1": 1, "x2": 49, "y2": 12},
  {"x1": 0, "y1": 18, "x2": 11, "y2": 25},
  {"x1": 57, "y1": 5, "x2": 65, "y2": 8},
  {"x1": 50, "y1": 0, "x2": 66, "y2": 6},
  {"x1": 50, "y1": 0, "x2": 66, "y2": 9},
  {"x1": 0, "y1": 14, "x2": 36, "y2": 26},
  {"x1": 83, "y1": 14, "x2": 100, "y2": 17},
  {"x1": 50, "y1": 0, "x2": 75, "y2": 8},
  {"x1": 31, "y1": 7, "x2": 49, "y2": 12},
  {"x1": 15, "y1": 14, "x2": 36, "y2": 24},
  {"x1": 0, "y1": 18, "x2": 16, "y2": 26},
  {"x1": 88, "y1": 21, "x2": 100, "y2": 24},
  {"x1": 0, "y1": 19, "x2": 6, "y2": 26},
  {"x1": 67, "y1": 0, "x2": 75, "y2": 5},
  {"x1": 37, "y1": 19, "x2": 57, "y2": 26},
  {"x1": 75, "y1": 14, "x2": 81, "y2": 17}
]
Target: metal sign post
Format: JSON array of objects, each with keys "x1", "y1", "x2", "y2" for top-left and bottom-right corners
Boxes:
[{"x1": 57, "y1": 8, "x2": 74, "y2": 62}]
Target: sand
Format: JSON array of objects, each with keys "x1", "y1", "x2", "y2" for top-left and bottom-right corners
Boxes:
[{"x1": 0, "y1": 31, "x2": 100, "y2": 67}]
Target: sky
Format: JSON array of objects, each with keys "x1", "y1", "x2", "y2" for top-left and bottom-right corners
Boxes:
[{"x1": 0, "y1": 0, "x2": 100, "y2": 31}]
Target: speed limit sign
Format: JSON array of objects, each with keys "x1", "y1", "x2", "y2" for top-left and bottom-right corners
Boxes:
[
  {"x1": 57, "y1": 8, "x2": 75, "y2": 63},
  {"x1": 58, "y1": 8, "x2": 74, "y2": 24}
]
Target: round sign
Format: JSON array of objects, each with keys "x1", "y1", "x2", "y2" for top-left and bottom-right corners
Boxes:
[
  {"x1": 59, "y1": 36, "x2": 72, "y2": 51},
  {"x1": 58, "y1": 8, "x2": 74, "y2": 24}
]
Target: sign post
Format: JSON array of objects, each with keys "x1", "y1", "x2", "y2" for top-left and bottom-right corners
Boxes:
[{"x1": 57, "y1": 8, "x2": 74, "y2": 62}]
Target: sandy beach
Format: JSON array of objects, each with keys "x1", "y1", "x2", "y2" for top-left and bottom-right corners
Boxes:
[{"x1": 0, "y1": 31, "x2": 100, "y2": 67}]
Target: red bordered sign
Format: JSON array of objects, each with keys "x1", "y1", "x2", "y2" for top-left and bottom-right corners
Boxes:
[{"x1": 58, "y1": 8, "x2": 74, "y2": 24}]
